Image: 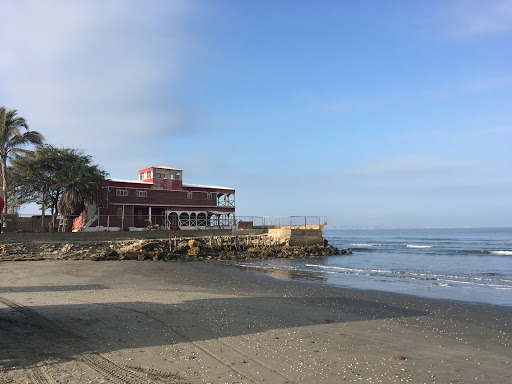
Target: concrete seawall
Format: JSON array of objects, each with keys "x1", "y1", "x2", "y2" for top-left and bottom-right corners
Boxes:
[
  {"x1": 0, "y1": 228, "x2": 264, "y2": 243},
  {"x1": 1, "y1": 225, "x2": 326, "y2": 246}
]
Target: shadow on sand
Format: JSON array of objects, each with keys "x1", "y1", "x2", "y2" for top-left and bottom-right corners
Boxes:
[{"x1": 0, "y1": 283, "x2": 426, "y2": 370}]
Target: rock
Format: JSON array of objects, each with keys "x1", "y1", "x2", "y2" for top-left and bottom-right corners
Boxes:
[
  {"x1": 98, "y1": 247, "x2": 119, "y2": 259},
  {"x1": 176, "y1": 241, "x2": 188, "y2": 252},
  {"x1": 188, "y1": 246, "x2": 201, "y2": 256},
  {"x1": 118, "y1": 241, "x2": 143, "y2": 260},
  {"x1": 188, "y1": 239, "x2": 198, "y2": 248}
]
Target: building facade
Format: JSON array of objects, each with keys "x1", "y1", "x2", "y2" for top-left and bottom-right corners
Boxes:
[{"x1": 73, "y1": 166, "x2": 235, "y2": 231}]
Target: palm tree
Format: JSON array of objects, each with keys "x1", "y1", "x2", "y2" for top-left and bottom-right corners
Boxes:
[
  {"x1": 57, "y1": 158, "x2": 106, "y2": 232},
  {"x1": 0, "y1": 107, "x2": 44, "y2": 226}
]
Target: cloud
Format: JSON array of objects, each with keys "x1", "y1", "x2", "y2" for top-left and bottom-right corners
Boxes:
[
  {"x1": 482, "y1": 125, "x2": 512, "y2": 135},
  {"x1": 341, "y1": 156, "x2": 463, "y2": 177},
  {"x1": 443, "y1": 0, "x2": 512, "y2": 37},
  {"x1": 315, "y1": 99, "x2": 373, "y2": 114},
  {"x1": 463, "y1": 76, "x2": 512, "y2": 92},
  {"x1": 0, "y1": 0, "x2": 206, "y2": 176}
]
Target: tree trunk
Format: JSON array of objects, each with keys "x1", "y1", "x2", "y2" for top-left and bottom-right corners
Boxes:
[
  {"x1": 1, "y1": 156, "x2": 7, "y2": 229},
  {"x1": 41, "y1": 182, "x2": 46, "y2": 232},
  {"x1": 63, "y1": 216, "x2": 73, "y2": 232},
  {"x1": 51, "y1": 211, "x2": 55, "y2": 232}
]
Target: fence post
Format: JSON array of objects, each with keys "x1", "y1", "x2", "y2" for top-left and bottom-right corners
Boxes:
[{"x1": 305, "y1": 216, "x2": 307, "y2": 245}]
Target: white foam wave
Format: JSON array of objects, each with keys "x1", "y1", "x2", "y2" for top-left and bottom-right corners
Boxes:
[
  {"x1": 304, "y1": 264, "x2": 512, "y2": 284},
  {"x1": 491, "y1": 251, "x2": 512, "y2": 256},
  {"x1": 351, "y1": 243, "x2": 383, "y2": 247},
  {"x1": 406, "y1": 245, "x2": 434, "y2": 248},
  {"x1": 307, "y1": 264, "x2": 393, "y2": 275}
]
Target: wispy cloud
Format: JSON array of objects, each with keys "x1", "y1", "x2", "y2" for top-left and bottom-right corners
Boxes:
[
  {"x1": 0, "y1": 0, "x2": 206, "y2": 176},
  {"x1": 341, "y1": 156, "x2": 464, "y2": 177},
  {"x1": 392, "y1": 130, "x2": 443, "y2": 141},
  {"x1": 463, "y1": 76, "x2": 512, "y2": 92},
  {"x1": 482, "y1": 125, "x2": 512, "y2": 135},
  {"x1": 442, "y1": 0, "x2": 512, "y2": 37},
  {"x1": 316, "y1": 99, "x2": 374, "y2": 114}
]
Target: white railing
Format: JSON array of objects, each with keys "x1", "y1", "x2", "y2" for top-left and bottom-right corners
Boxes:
[{"x1": 83, "y1": 209, "x2": 100, "y2": 229}]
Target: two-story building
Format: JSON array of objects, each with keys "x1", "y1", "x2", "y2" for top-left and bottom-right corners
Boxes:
[{"x1": 73, "y1": 166, "x2": 235, "y2": 231}]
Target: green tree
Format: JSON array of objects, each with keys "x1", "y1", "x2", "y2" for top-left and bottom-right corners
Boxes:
[
  {"x1": 9, "y1": 145, "x2": 106, "y2": 232},
  {"x1": 0, "y1": 107, "x2": 44, "y2": 226},
  {"x1": 57, "y1": 156, "x2": 107, "y2": 232}
]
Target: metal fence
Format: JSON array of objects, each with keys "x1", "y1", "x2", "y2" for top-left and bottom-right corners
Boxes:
[
  {"x1": 236, "y1": 216, "x2": 327, "y2": 230},
  {"x1": 9, "y1": 214, "x2": 327, "y2": 232}
]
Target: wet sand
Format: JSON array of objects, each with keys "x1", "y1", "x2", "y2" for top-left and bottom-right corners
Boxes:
[{"x1": 0, "y1": 260, "x2": 510, "y2": 383}]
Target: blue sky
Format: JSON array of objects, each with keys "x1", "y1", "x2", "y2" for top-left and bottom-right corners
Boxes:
[{"x1": 1, "y1": 0, "x2": 511, "y2": 227}]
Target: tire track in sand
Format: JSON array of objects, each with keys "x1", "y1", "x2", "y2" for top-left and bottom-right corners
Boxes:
[
  {"x1": 97, "y1": 302, "x2": 300, "y2": 384},
  {"x1": 0, "y1": 296, "x2": 181, "y2": 384}
]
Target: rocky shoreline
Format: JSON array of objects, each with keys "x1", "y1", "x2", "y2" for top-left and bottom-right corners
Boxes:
[{"x1": 0, "y1": 236, "x2": 348, "y2": 262}]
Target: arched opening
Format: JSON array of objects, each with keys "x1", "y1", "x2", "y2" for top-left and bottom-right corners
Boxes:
[
  {"x1": 209, "y1": 213, "x2": 218, "y2": 226},
  {"x1": 190, "y1": 212, "x2": 197, "y2": 227},
  {"x1": 197, "y1": 212, "x2": 207, "y2": 226},
  {"x1": 226, "y1": 193, "x2": 235, "y2": 207},
  {"x1": 169, "y1": 212, "x2": 178, "y2": 228},
  {"x1": 179, "y1": 212, "x2": 189, "y2": 227},
  {"x1": 216, "y1": 193, "x2": 224, "y2": 206}
]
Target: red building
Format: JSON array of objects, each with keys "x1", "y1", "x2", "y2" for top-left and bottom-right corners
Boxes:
[{"x1": 74, "y1": 166, "x2": 235, "y2": 231}]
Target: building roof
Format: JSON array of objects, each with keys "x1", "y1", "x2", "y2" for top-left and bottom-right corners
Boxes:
[
  {"x1": 108, "y1": 178, "x2": 149, "y2": 184},
  {"x1": 107, "y1": 179, "x2": 234, "y2": 191},
  {"x1": 154, "y1": 165, "x2": 183, "y2": 171},
  {"x1": 183, "y1": 183, "x2": 235, "y2": 191}
]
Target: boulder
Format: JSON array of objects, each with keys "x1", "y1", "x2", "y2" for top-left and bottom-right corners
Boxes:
[
  {"x1": 188, "y1": 239, "x2": 199, "y2": 248},
  {"x1": 188, "y1": 246, "x2": 201, "y2": 256},
  {"x1": 118, "y1": 241, "x2": 143, "y2": 260}
]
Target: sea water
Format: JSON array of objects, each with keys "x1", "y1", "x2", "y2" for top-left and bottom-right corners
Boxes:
[{"x1": 228, "y1": 228, "x2": 512, "y2": 307}]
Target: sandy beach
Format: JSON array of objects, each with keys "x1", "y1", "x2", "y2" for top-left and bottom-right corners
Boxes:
[{"x1": 0, "y1": 260, "x2": 510, "y2": 383}]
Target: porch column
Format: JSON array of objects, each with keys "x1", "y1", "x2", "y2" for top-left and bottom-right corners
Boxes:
[{"x1": 149, "y1": 207, "x2": 152, "y2": 225}]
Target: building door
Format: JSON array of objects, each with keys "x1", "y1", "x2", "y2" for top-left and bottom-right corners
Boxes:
[{"x1": 169, "y1": 212, "x2": 179, "y2": 229}]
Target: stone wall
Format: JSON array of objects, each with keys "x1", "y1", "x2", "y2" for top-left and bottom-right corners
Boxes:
[{"x1": 0, "y1": 235, "x2": 345, "y2": 262}]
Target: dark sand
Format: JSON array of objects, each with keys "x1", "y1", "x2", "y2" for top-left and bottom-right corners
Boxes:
[{"x1": 0, "y1": 260, "x2": 510, "y2": 383}]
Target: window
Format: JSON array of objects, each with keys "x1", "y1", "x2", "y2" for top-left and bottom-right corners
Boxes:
[
  {"x1": 116, "y1": 189, "x2": 128, "y2": 196},
  {"x1": 207, "y1": 192, "x2": 213, "y2": 200},
  {"x1": 117, "y1": 208, "x2": 123, "y2": 218},
  {"x1": 137, "y1": 210, "x2": 142, "y2": 220},
  {"x1": 147, "y1": 171, "x2": 152, "y2": 179},
  {"x1": 140, "y1": 173, "x2": 145, "y2": 180},
  {"x1": 187, "y1": 191, "x2": 193, "y2": 199},
  {"x1": 136, "y1": 189, "x2": 147, "y2": 197}
]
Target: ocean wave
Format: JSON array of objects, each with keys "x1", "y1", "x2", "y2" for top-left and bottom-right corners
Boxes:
[
  {"x1": 406, "y1": 245, "x2": 434, "y2": 248},
  {"x1": 304, "y1": 264, "x2": 512, "y2": 284},
  {"x1": 490, "y1": 251, "x2": 512, "y2": 256},
  {"x1": 350, "y1": 243, "x2": 385, "y2": 247}
]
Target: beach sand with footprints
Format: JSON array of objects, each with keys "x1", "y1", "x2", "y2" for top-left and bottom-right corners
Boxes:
[{"x1": 1, "y1": 260, "x2": 510, "y2": 383}]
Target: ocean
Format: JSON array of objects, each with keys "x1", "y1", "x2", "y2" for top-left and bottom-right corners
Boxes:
[{"x1": 227, "y1": 227, "x2": 512, "y2": 307}]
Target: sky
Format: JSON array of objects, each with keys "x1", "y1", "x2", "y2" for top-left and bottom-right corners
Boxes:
[{"x1": 1, "y1": 0, "x2": 511, "y2": 227}]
